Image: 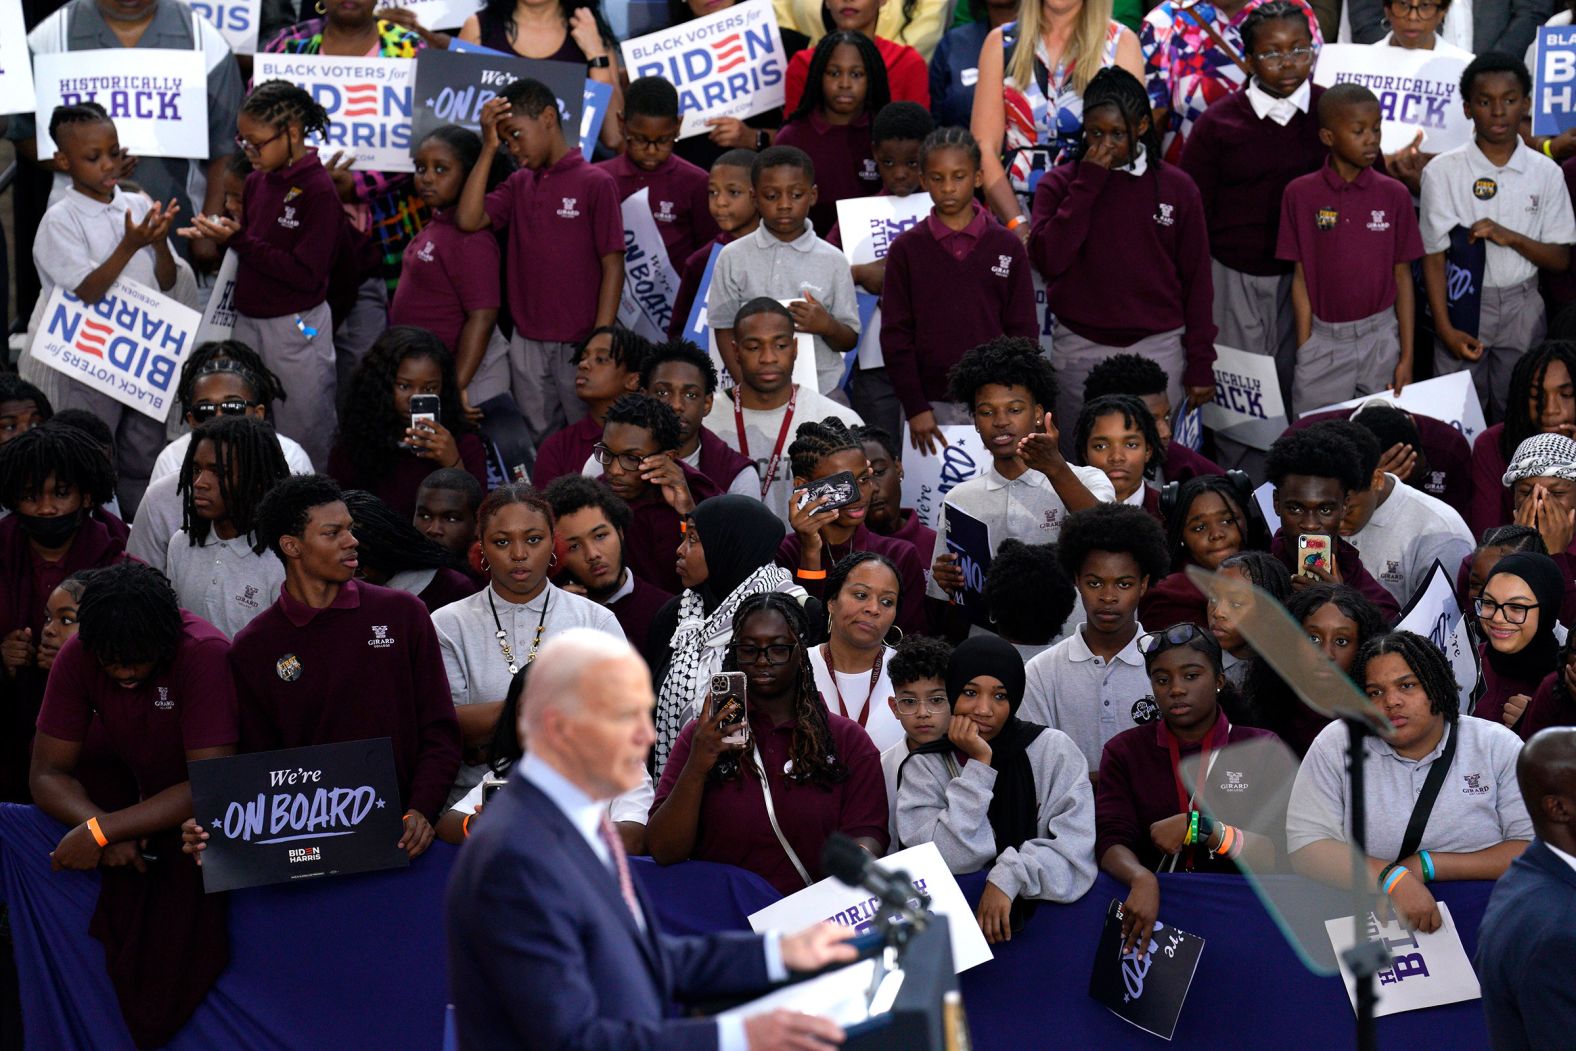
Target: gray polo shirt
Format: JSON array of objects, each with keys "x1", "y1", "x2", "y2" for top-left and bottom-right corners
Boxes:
[
  {"x1": 1022, "y1": 624, "x2": 1155, "y2": 773},
  {"x1": 706, "y1": 220, "x2": 860, "y2": 395},
  {"x1": 1286, "y1": 715, "x2": 1533, "y2": 859},
  {"x1": 165, "y1": 531, "x2": 285, "y2": 639},
  {"x1": 1347, "y1": 474, "x2": 1474, "y2": 605}
]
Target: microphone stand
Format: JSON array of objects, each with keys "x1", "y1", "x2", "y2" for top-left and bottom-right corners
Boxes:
[{"x1": 1340, "y1": 718, "x2": 1390, "y2": 1051}]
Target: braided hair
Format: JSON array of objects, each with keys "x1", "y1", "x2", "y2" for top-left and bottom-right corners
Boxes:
[
  {"x1": 179, "y1": 416, "x2": 290, "y2": 553},
  {"x1": 1076, "y1": 67, "x2": 1163, "y2": 171},
  {"x1": 0, "y1": 423, "x2": 117, "y2": 511},
  {"x1": 1501, "y1": 341, "x2": 1576, "y2": 460},
  {"x1": 47, "y1": 102, "x2": 110, "y2": 142},
  {"x1": 336, "y1": 326, "x2": 474, "y2": 486},
  {"x1": 1353, "y1": 630, "x2": 1461, "y2": 723},
  {"x1": 342, "y1": 489, "x2": 461, "y2": 578},
  {"x1": 1240, "y1": 0, "x2": 1313, "y2": 54},
  {"x1": 1218, "y1": 551, "x2": 1293, "y2": 605},
  {"x1": 477, "y1": 482, "x2": 554, "y2": 536},
  {"x1": 790, "y1": 31, "x2": 891, "y2": 123},
  {"x1": 176, "y1": 340, "x2": 287, "y2": 415},
  {"x1": 718, "y1": 592, "x2": 848, "y2": 788},
  {"x1": 242, "y1": 80, "x2": 331, "y2": 139},
  {"x1": 919, "y1": 124, "x2": 982, "y2": 169},
  {"x1": 788, "y1": 417, "x2": 864, "y2": 482},
  {"x1": 76, "y1": 563, "x2": 183, "y2": 668}
]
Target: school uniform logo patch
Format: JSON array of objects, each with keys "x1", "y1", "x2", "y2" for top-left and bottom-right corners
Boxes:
[
  {"x1": 1473, "y1": 177, "x2": 1498, "y2": 200},
  {"x1": 1425, "y1": 470, "x2": 1447, "y2": 495},
  {"x1": 1315, "y1": 207, "x2": 1339, "y2": 231},
  {"x1": 1528, "y1": 194, "x2": 1542, "y2": 214},
  {"x1": 1367, "y1": 210, "x2": 1390, "y2": 232},
  {"x1": 1131, "y1": 697, "x2": 1160, "y2": 724},
  {"x1": 557, "y1": 197, "x2": 580, "y2": 219},
  {"x1": 858, "y1": 159, "x2": 880, "y2": 183},
  {"x1": 368, "y1": 625, "x2": 396, "y2": 649},
  {"x1": 991, "y1": 254, "x2": 1013, "y2": 278},
  {"x1": 415, "y1": 240, "x2": 435, "y2": 263},
  {"x1": 238, "y1": 584, "x2": 260, "y2": 610},
  {"x1": 1153, "y1": 203, "x2": 1175, "y2": 227},
  {"x1": 655, "y1": 199, "x2": 675, "y2": 222},
  {"x1": 1461, "y1": 772, "x2": 1490, "y2": 795},
  {"x1": 154, "y1": 686, "x2": 174, "y2": 711},
  {"x1": 276, "y1": 654, "x2": 302, "y2": 682},
  {"x1": 278, "y1": 206, "x2": 300, "y2": 230},
  {"x1": 1219, "y1": 770, "x2": 1248, "y2": 792}
]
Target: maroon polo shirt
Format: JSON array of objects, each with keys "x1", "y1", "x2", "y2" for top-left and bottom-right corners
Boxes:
[
  {"x1": 607, "y1": 572, "x2": 673, "y2": 655},
  {"x1": 775, "y1": 111, "x2": 881, "y2": 238},
  {"x1": 228, "y1": 579, "x2": 461, "y2": 820},
  {"x1": 1164, "y1": 442, "x2": 1225, "y2": 484},
  {"x1": 483, "y1": 149, "x2": 624, "y2": 343},
  {"x1": 532, "y1": 414, "x2": 604, "y2": 487},
  {"x1": 1030, "y1": 161, "x2": 1218, "y2": 387},
  {"x1": 1287, "y1": 408, "x2": 1470, "y2": 512},
  {"x1": 1179, "y1": 86, "x2": 1328, "y2": 276},
  {"x1": 669, "y1": 233, "x2": 731, "y2": 339},
  {"x1": 881, "y1": 203, "x2": 1038, "y2": 417},
  {"x1": 1470, "y1": 424, "x2": 1512, "y2": 537},
  {"x1": 1276, "y1": 162, "x2": 1423, "y2": 323},
  {"x1": 231, "y1": 150, "x2": 339, "y2": 318},
  {"x1": 596, "y1": 153, "x2": 718, "y2": 272},
  {"x1": 775, "y1": 525, "x2": 928, "y2": 636},
  {"x1": 37, "y1": 612, "x2": 237, "y2": 798},
  {"x1": 1270, "y1": 531, "x2": 1400, "y2": 621},
  {"x1": 654, "y1": 705, "x2": 889, "y2": 896},
  {"x1": 609, "y1": 461, "x2": 722, "y2": 595},
  {"x1": 1139, "y1": 568, "x2": 1209, "y2": 632},
  {"x1": 388, "y1": 210, "x2": 502, "y2": 355},
  {"x1": 326, "y1": 432, "x2": 488, "y2": 523},
  {"x1": 1094, "y1": 715, "x2": 1280, "y2": 872},
  {"x1": 695, "y1": 427, "x2": 758, "y2": 494}
]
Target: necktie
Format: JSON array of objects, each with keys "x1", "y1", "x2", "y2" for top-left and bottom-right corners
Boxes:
[{"x1": 597, "y1": 813, "x2": 643, "y2": 926}]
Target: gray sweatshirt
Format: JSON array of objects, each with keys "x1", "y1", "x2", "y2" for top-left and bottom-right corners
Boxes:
[{"x1": 896, "y1": 728, "x2": 1097, "y2": 903}]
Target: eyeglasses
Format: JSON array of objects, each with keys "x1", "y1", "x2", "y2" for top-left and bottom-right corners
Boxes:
[
  {"x1": 1385, "y1": 0, "x2": 1441, "y2": 16},
  {"x1": 591, "y1": 443, "x2": 648, "y2": 472},
  {"x1": 730, "y1": 642, "x2": 797, "y2": 665},
  {"x1": 1138, "y1": 622, "x2": 1210, "y2": 656},
  {"x1": 191, "y1": 398, "x2": 258, "y2": 422},
  {"x1": 626, "y1": 132, "x2": 679, "y2": 149},
  {"x1": 894, "y1": 698, "x2": 950, "y2": 715},
  {"x1": 1475, "y1": 597, "x2": 1539, "y2": 625},
  {"x1": 234, "y1": 127, "x2": 285, "y2": 155},
  {"x1": 1253, "y1": 45, "x2": 1317, "y2": 65}
]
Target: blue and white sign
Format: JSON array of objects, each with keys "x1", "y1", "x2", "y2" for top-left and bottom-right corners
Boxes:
[
  {"x1": 1395, "y1": 561, "x2": 1481, "y2": 716},
  {"x1": 619, "y1": 188, "x2": 683, "y2": 341},
  {"x1": 1326, "y1": 904, "x2": 1481, "y2": 1017},
  {"x1": 901, "y1": 423, "x2": 989, "y2": 530},
  {"x1": 0, "y1": 2, "x2": 35, "y2": 116},
  {"x1": 254, "y1": 53, "x2": 415, "y2": 172},
  {"x1": 190, "y1": 0, "x2": 261, "y2": 55},
  {"x1": 1313, "y1": 43, "x2": 1470, "y2": 153},
  {"x1": 34, "y1": 49, "x2": 210, "y2": 159},
  {"x1": 1533, "y1": 27, "x2": 1576, "y2": 136},
  {"x1": 835, "y1": 192, "x2": 933, "y2": 368},
  {"x1": 621, "y1": 0, "x2": 786, "y2": 139},
  {"x1": 582, "y1": 78, "x2": 612, "y2": 156},
  {"x1": 33, "y1": 276, "x2": 201, "y2": 421}
]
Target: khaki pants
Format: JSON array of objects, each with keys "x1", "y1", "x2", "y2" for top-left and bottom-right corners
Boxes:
[
  {"x1": 1051, "y1": 324, "x2": 1185, "y2": 459},
  {"x1": 1292, "y1": 308, "x2": 1400, "y2": 416},
  {"x1": 233, "y1": 302, "x2": 336, "y2": 470},
  {"x1": 1433, "y1": 277, "x2": 1544, "y2": 424}
]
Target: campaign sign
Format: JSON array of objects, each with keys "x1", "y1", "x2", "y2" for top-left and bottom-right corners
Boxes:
[
  {"x1": 1396, "y1": 561, "x2": 1482, "y2": 716},
  {"x1": 1325, "y1": 903, "x2": 1481, "y2": 1017},
  {"x1": 33, "y1": 276, "x2": 200, "y2": 421},
  {"x1": 835, "y1": 192, "x2": 933, "y2": 368},
  {"x1": 409, "y1": 49, "x2": 583, "y2": 160},
  {"x1": 1313, "y1": 43, "x2": 1470, "y2": 153},
  {"x1": 621, "y1": 0, "x2": 786, "y2": 139},
  {"x1": 0, "y1": 2, "x2": 36, "y2": 116},
  {"x1": 618, "y1": 188, "x2": 682, "y2": 341},
  {"x1": 254, "y1": 54, "x2": 415, "y2": 172},
  {"x1": 190, "y1": 0, "x2": 261, "y2": 55},
  {"x1": 34, "y1": 49, "x2": 209, "y2": 159},
  {"x1": 582, "y1": 78, "x2": 613, "y2": 155},
  {"x1": 1300, "y1": 370, "x2": 1487, "y2": 448},
  {"x1": 189, "y1": 739, "x2": 408, "y2": 893},
  {"x1": 1533, "y1": 27, "x2": 1576, "y2": 136},
  {"x1": 377, "y1": 0, "x2": 475, "y2": 31},
  {"x1": 900, "y1": 423, "x2": 988, "y2": 530},
  {"x1": 197, "y1": 250, "x2": 240, "y2": 345},
  {"x1": 1202, "y1": 344, "x2": 1287, "y2": 452},
  {"x1": 747, "y1": 843, "x2": 992, "y2": 972},
  {"x1": 1088, "y1": 899, "x2": 1206, "y2": 1040},
  {"x1": 683, "y1": 241, "x2": 723, "y2": 349},
  {"x1": 943, "y1": 504, "x2": 992, "y2": 627}
]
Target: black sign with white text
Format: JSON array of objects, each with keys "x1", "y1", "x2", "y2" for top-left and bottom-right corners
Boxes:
[
  {"x1": 188, "y1": 739, "x2": 408, "y2": 893},
  {"x1": 1088, "y1": 899, "x2": 1205, "y2": 1041}
]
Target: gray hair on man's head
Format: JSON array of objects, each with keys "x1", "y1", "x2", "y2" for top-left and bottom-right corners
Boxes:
[{"x1": 519, "y1": 629, "x2": 642, "y2": 736}]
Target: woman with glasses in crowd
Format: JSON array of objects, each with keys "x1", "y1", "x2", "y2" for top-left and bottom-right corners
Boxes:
[
  {"x1": 648, "y1": 592, "x2": 889, "y2": 895},
  {"x1": 1474, "y1": 552, "x2": 1566, "y2": 731},
  {"x1": 1095, "y1": 623, "x2": 1284, "y2": 958}
]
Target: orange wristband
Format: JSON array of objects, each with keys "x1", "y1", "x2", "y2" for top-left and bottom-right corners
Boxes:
[
  {"x1": 86, "y1": 816, "x2": 109, "y2": 848},
  {"x1": 1007, "y1": 215, "x2": 1029, "y2": 231},
  {"x1": 796, "y1": 568, "x2": 827, "y2": 581},
  {"x1": 462, "y1": 813, "x2": 472, "y2": 839}
]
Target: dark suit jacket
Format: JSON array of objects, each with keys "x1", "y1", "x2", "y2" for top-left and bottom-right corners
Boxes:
[
  {"x1": 1345, "y1": 0, "x2": 1554, "y2": 56},
  {"x1": 446, "y1": 773, "x2": 774, "y2": 1050},
  {"x1": 1476, "y1": 838, "x2": 1576, "y2": 1051}
]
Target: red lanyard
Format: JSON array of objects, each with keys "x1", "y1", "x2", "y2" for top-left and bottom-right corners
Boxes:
[
  {"x1": 735, "y1": 386, "x2": 798, "y2": 499},
  {"x1": 820, "y1": 644, "x2": 883, "y2": 727}
]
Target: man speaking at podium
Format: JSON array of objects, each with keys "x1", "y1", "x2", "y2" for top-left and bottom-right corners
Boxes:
[{"x1": 447, "y1": 630, "x2": 857, "y2": 1050}]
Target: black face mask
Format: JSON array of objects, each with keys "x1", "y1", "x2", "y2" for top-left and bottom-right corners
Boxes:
[{"x1": 16, "y1": 510, "x2": 84, "y2": 548}]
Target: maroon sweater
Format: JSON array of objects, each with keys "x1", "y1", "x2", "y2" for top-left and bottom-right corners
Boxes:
[
  {"x1": 1520, "y1": 670, "x2": 1576, "y2": 740},
  {"x1": 1178, "y1": 87, "x2": 1327, "y2": 277},
  {"x1": 883, "y1": 507, "x2": 938, "y2": 569},
  {"x1": 775, "y1": 111, "x2": 881, "y2": 238},
  {"x1": 596, "y1": 153, "x2": 718, "y2": 272},
  {"x1": 228, "y1": 580, "x2": 461, "y2": 820},
  {"x1": 614, "y1": 462, "x2": 722, "y2": 595},
  {"x1": 775, "y1": 525, "x2": 928, "y2": 636},
  {"x1": 695, "y1": 427, "x2": 758, "y2": 494},
  {"x1": 1030, "y1": 160, "x2": 1217, "y2": 387},
  {"x1": 1470, "y1": 423, "x2": 1513, "y2": 538},
  {"x1": 532, "y1": 414, "x2": 603, "y2": 487},
  {"x1": 327, "y1": 432, "x2": 489, "y2": 523},
  {"x1": 1164, "y1": 442, "x2": 1225, "y2": 484},
  {"x1": 880, "y1": 215, "x2": 1038, "y2": 417},
  {"x1": 609, "y1": 572, "x2": 674, "y2": 656},
  {"x1": 1139, "y1": 567, "x2": 1209, "y2": 631},
  {"x1": 1475, "y1": 653, "x2": 1545, "y2": 728},
  {"x1": 1270, "y1": 531, "x2": 1400, "y2": 622},
  {"x1": 231, "y1": 150, "x2": 339, "y2": 318}
]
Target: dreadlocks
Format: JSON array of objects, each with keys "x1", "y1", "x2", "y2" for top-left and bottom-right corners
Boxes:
[
  {"x1": 718, "y1": 592, "x2": 847, "y2": 788},
  {"x1": 342, "y1": 489, "x2": 460, "y2": 579},
  {"x1": 176, "y1": 341, "x2": 288, "y2": 416},
  {"x1": 0, "y1": 422, "x2": 117, "y2": 510},
  {"x1": 76, "y1": 562, "x2": 184, "y2": 667},
  {"x1": 1501, "y1": 341, "x2": 1576, "y2": 460},
  {"x1": 1353, "y1": 631, "x2": 1461, "y2": 723},
  {"x1": 179, "y1": 416, "x2": 290, "y2": 553}
]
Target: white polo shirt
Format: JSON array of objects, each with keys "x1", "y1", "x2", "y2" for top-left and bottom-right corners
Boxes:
[
  {"x1": 924, "y1": 463, "x2": 1116, "y2": 600},
  {"x1": 1348, "y1": 473, "x2": 1474, "y2": 605},
  {"x1": 1022, "y1": 624, "x2": 1155, "y2": 773},
  {"x1": 1419, "y1": 138, "x2": 1576, "y2": 288}
]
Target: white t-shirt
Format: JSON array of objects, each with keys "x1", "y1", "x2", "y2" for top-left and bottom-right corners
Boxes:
[
  {"x1": 701, "y1": 386, "x2": 864, "y2": 522},
  {"x1": 809, "y1": 644, "x2": 904, "y2": 752},
  {"x1": 151, "y1": 429, "x2": 315, "y2": 483}
]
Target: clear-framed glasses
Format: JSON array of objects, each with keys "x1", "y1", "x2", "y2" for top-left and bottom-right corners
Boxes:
[
  {"x1": 1253, "y1": 46, "x2": 1317, "y2": 65},
  {"x1": 893, "y1": 697, "x2": 950, "y2": 715}
]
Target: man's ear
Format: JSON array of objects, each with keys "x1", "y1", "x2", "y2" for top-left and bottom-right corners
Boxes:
[
  {"x1": 279, "y1": 534, "x2": 302, "y2": 561},
  {"x1": 622, "y1": 371, "x2": 641, "y2": 393}
]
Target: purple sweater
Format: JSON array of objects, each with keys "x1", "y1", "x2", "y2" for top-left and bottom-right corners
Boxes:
[
  {"x1": 880, "y1": 215, "x2": 1038, "y2": 417},
  {"x1": 1178, "y1": 87, "x2": 1328, "y2": 277},
  {"x1": 231, "y1": 151, "x2": 339, "y2": 318},
  {"x1": 1029, "y1": 160, "x2": 1217, "y2": 388}
]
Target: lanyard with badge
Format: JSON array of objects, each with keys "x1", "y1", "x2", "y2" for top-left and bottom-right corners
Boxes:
[
  {"x1": 734, "y1": 386, "x2": 798, "y2": 499},
  {"x1": 1164, "y1": 712, "x2": 1230, "y2": 871}
]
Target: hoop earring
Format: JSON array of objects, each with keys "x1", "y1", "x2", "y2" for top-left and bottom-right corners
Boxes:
[
  {"x1": 885, "y1": 624, "x2": 904, "y2": 646},
  {"x1": 548, "y1": 553, "x2": 558, "y2": 569},
  {"x1": 480, "y1": 557, "x2": 491, "y2": 572},
  {"x1": 315, "y1": 0, "x2": 326, "y2": 14}
]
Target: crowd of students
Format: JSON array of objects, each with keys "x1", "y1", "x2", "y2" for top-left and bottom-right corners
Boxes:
[{"x1": 5, "y1": 0, "x2": 1576, "y2": 1045}]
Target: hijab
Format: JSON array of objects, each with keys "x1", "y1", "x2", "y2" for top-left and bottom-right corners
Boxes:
[
  {"x1": 692, "y1": 495, "x2": 788, "y2": 614},
  {"x1": 1482, "y1": 552, "x2": 1565, "y2": 684}
]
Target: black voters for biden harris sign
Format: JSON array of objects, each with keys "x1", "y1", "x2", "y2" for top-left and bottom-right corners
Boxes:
[{"x1": 188, "y1": 739, "x2": 408, "y2": 893}]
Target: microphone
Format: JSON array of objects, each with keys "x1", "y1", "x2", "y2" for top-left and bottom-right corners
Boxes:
[{"x1": 821, "y1": 833, "x2": 931, "y2": 921}]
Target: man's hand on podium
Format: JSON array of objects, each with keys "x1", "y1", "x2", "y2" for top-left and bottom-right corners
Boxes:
[
  {"x1": 781, "y1": 923, "x2": 859, "y2": 972},
  {"x1": 744, "y1": 1009, "x2": 846, "y2": 1050}
]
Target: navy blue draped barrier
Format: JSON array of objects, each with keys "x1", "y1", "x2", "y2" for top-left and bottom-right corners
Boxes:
[{"x1": 1, "y1": 802, "x2": 1493, "y2": 1049}]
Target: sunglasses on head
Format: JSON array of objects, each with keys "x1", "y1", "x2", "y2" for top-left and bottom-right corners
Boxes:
[
  {"x1": 1138, "y1": 622, "x2": 1212, "y2": 656},
  {"x1": 191, "y1": 398, "x2": 258, "y2": 422}
]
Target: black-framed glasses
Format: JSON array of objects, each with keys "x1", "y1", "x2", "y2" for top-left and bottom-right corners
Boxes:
[
  {"x1": 1475, "y1": 597, "x2": 1539, "y2": 625},
  {"x1": 591, "y1": 443, "x2": 647, "y2": 472},
  {"x1": 626, "y1": 131, "x2": 679, "y2": 149},
  {"x1": 1138, "y1": 623, "x2": 1210, "y2": 656},
  {"x1": 1253, "y1": 45, "x2": 1317, "y2": 65},
  {"x1": 191, "y1": 397, "x2": 257, "y2": 422},
  {"x1": 234, "y1": 127, "x2": 285, "y2": 155},
  {"x1": 730, "y1": 642, "x2": 797, "y2": 665},
  {"x1": 893, "y1": 697, "x2": 949, "y2": 715},
  {"x1": 1385, "y1": 0, "x2": 1441, "y2": 16}
]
